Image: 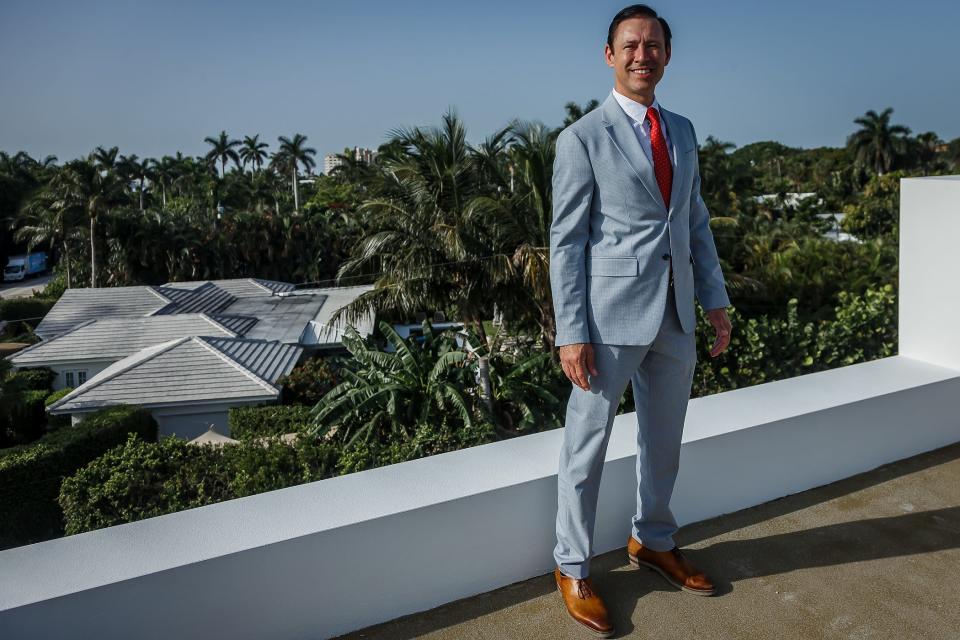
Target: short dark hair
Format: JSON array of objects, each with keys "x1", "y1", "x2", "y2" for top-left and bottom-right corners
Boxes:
[{"x1": 607, "y1": 4, "x2": 672, "y2": 50}]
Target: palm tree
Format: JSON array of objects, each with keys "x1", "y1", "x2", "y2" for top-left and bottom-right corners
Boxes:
[
  {"x1": 847, "y1": 108, "x2": 911, "y2": 176},
  {"x1": 67, "y1": 158, "x2": 126, "y2": 287},
  {"x1": 478, "y1": 121, "x2": 559, "y2": 348},
  {"x1": 92, "y1": 146, "x2": 119, "y2": 173},
  {"x1": 274, "y1": 134, "x2": 316, "y2": 214},
  {"x1": 118, "y1": 154, "x2": 149, "y2": 211},
  {"x1": 913, "y1": 132, "x2": 943, "y2": 176},
  {"x1": 562, "y1": 99, "x2": 600, "y2": 127},
  {"x1": 204, "y1": 131, "x2": 241, "y2": 179},
  {"x1": 698, "y1": 136, "x2": 739, "y2": 210},
  {"x1": 329, "y1": 111, "x2": 499, "y2": 342},
  {"x1": 239, "y1": 134, "x2": 269, "y2": 173},
  {"x1": 16, "y1": 177, "x2": 83, "y2": 288},
  {"x1": 149, "y1": 156, "x2": 177, "y2": 208}
]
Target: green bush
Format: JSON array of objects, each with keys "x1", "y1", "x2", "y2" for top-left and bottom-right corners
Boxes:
[
  {"x1": 692, "y1": 285, "x2": 897, "y2": 396},
  {"x1": 5, "y1": 367, "x2": 56, "y2": 391},
  {"x1": 0, "y1": 297, "x2": 57, "y2": 323},
  {"x1": 59, "y1": 433, "x2": 339, "y2": 535},
  {"x1": 228, "y1": 405, "x2": 313, "y2": 441},
  {"x1": 2, "y1": 388, "x2": 51, "y2": 446},
  {"x1": 44, "y1": 388, "x2": 74, "y2": 429},
  {"x1": 0, "y1": 406, "x2": 157, "y2": 550},
  {"x1": 277, "y1": 357, "x2": 340, "y2": 405},
  {"x1": 334, "y1": 415, "x2": 494, "y2": 476}
]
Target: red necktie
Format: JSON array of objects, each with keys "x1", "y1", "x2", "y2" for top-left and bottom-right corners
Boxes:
[{"x1": 645, "y1": 107, "x2": 672, "y2": 209}]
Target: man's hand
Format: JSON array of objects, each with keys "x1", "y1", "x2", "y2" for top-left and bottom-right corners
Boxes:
[
  {"x1": 706, "y1": 308, "x2": 732, "y2": 357},
  {"x1": 559, "y1": 343, "x2": 599, "y2": 391}
]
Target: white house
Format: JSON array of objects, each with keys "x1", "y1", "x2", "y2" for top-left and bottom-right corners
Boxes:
[{"x1": 46, "y1": 336, "x2": 302, "y2": 439}]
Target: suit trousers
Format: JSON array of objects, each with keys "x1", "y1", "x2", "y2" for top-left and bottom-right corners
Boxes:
[{"x1": 553, "y1": 283, "x2": 697, "y2": 579}]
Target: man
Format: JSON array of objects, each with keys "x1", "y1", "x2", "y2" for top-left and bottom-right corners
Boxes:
[{"x1": 549, "y1": 4, "x2": 733, "y2": 636}]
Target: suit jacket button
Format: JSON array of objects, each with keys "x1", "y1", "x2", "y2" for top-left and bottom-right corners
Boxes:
[{"x1": 661, "y1": 253, "x2": 670, "y2": 261}]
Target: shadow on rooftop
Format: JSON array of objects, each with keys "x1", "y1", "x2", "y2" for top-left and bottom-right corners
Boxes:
[{"x1": 336, "y1": 440, "x2": 960, "y2": 639}]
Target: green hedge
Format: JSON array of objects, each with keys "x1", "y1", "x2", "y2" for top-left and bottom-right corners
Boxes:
[
  {"x1": 228, "y1": 405, "x2": 313, "y2": 441},
  {"x1": 5, "y1": 367, "x2": 56, "y2": 391},
  {"x1": 59, "y1": 432, "x2": 339, "y2": 535},
  {"x1": 2, "y1": 388, "x2": 50, "y2": 446},
  {"x1": 44, "y1": 387, "x2": 74, "y2": 429},
  {"x1": 0, "y1": 297, "x2": 57, "y2": 323},
  {"x1": 0, "y1": 406, "x2": 157, "y2": 550}
]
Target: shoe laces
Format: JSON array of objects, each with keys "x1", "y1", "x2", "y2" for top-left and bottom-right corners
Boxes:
[{"x1": 576, "y1": 578, "x2": 595, "y2": 599}]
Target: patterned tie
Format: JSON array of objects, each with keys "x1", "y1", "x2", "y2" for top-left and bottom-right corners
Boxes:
[{"x1": 645, "y1": 107, "x2": 672, "y2": 210}]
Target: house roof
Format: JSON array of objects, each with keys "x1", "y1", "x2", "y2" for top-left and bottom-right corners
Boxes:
[
  {"x1": 208, "y1": 314, "x2": 259, "y2": 335},
  {"x1": 9, "y1": 314, "x2": 236, "y2": 367},
  {"x1": 161, "y1": 278, "x2": 295, "y2": 298},
  {"x1": 226, "y1": 293, "x2": 329, "y2": 343},
  {"x1": 35, "y1": 287, "x2": 171, "y2": 339},
  {"x1": 30, "y1": 281, "x2": 372, "y2": 348},
  {"x1": 48, "y1": 336, "x2": 302, "y2": 414},
  {"x1": 154, "y1": 282, "x2": 236, "y2": 315},
  {"x1": 202, "y1": 337, "x2": 303, "y2": 381},
  {"x1": 299, "y1": 285, "x2": 376, "y2": 345}
]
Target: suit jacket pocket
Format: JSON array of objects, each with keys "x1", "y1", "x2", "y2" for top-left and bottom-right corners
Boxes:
[{"x1": 586, "y1": 256, "x2": 639, "y2": 277}]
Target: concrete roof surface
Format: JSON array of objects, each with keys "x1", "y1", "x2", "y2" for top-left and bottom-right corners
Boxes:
[
  {"x1": 161, "y1": 278, "x2": 295, "y2": 298},
  {"x1": 335, "y1": 441, "x2": 960, "y2": 639},
  {"x1": 48, "y1": 336, "x2": 301, "y2": 414},
  {"x1": 31, "y1": 281, "x2": 371, "y2": 346},
  {"x1": 9, "y1": 314, "x2": 236, "y2": 366},
  {"x1": 35, "y1": 286, "x2": 170, "y2": 339},
  {"x1": 226, "y1": 292, "x2": 329, "y2": 343}
]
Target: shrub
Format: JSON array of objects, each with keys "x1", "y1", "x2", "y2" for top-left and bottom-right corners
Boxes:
[
  {"x1": 6, "y1": 367, "x2": 56, "y2": 391},
  {"x1": 59, "y1": 434, "x2": 229, "y2": 535},
  {"x1": 59, "y1": 433, "x2": 339, "y2": 535},
  {"x1": 692, "y1": 285, "x2": 897, "y2": 396},
  {"x1": 228, "y1": 405, "x2": 314, "y2": 441},
  {"x1": 44, "y1": 388, "x2": 74, "y2": 430},
  {"x1": 277, "y1": 356, "x2": 340, "y2": 405},
  {"x1": 0, "y1": 406, "x2": 157, "y2": 550},
  {"x1": 0, "y1": 297, "x2": 57, "y2": 323},
  {"x1": 2, "y1": 388, "x2": 50, "y2": 446}
]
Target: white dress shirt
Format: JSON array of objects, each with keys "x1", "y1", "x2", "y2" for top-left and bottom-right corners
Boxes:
[{"x1": 611, "y1": 88, "x2": 674, "y2": 167}]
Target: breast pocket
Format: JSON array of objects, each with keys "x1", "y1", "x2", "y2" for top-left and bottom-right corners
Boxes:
[{"x1": 586, "y1": 256, "x2": 639, "y2": 277}]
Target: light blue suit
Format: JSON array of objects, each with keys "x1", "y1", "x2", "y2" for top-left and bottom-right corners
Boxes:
[{"x1": 550, "y1": 93, "x2": 730, "y2": 579}]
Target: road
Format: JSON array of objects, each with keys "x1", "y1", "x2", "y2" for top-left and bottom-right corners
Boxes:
[{"x1": 0, "y1": 274, "x2": 51, "y2": 300}]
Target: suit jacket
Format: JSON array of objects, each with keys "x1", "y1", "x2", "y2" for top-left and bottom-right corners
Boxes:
[{"x1": 549, "y1": 92, "x2": 730, "y2": 347}]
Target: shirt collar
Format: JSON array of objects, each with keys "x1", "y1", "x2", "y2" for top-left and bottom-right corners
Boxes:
[{"x1": 611, "y1": 88, "x2": 663, "y2": 127}]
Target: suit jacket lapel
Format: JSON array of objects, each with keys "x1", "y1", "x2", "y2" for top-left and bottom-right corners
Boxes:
[
  {"x1": 659, "y1": 106, "x2": 688, "y2": 217},
  {"x1": 601, "y1": 94, "x2": 666, "y2": 212}
]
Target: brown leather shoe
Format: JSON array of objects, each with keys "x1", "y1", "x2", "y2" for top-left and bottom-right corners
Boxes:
[
  {"x1": 554, "y1": 567, "x2": 616, "y2": 637},
  {"x1": 626, "y1": 536, "x2": 716, "y2": 596}
]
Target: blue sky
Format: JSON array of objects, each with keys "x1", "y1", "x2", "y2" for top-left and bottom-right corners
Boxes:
[{"x1": 1, "y1": 0, "x2": 958, "y2": 163}]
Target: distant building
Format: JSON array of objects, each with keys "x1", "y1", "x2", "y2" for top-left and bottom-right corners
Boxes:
[
  {"x1": 323, "y1": 146, "x2": 378, "y2": 175},
  {"x1": 323, "y1": 155, "x2": 343, "y2": 175},
  {"x1": 753, "y1": 192, "x2": 823, "y2": 209},
  {"x1": 816, "y1": 213, "x2": 861, "y2": 243},
  {"x1": 7, "y1": 279, "x2": 375, "y2": 439}
]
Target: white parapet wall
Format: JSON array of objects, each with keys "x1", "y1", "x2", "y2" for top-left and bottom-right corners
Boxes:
[{"x1": 1, "y1": 177, "x2": 959, "y2": 639}]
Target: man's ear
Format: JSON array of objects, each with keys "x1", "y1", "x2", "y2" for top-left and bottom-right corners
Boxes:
[
  {"x1": 665, "y1": 45, "x2": 672, "y2": 66},
  {"x1": 604, "y1": 43, "x2": 615, "y2": 68}
]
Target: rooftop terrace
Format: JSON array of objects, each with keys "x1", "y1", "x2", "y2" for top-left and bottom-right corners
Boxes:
[{"x1": 337, "y1": 440, "x2": 960, "y2": 639}]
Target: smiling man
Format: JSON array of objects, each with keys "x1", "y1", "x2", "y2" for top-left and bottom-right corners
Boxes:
[{"x1": 549, "y1": 4, "x2": 733, "y2": 636}]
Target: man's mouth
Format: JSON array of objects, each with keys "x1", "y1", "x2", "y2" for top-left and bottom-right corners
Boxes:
[{"x1": 630, "y1": 68, "x2": 653, "y2": 77}]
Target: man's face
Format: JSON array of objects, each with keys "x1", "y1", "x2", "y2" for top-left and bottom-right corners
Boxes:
[{"x1": 604, "y1": 17, "x2": 671, "y2": 103}]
